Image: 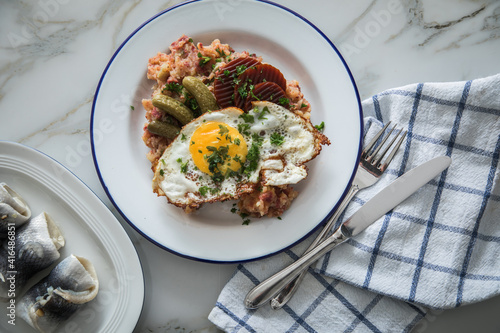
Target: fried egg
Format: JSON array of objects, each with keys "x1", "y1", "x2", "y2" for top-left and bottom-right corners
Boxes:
[{"x1": 152, "y1": 101, "x2": 329, "y2": 211}]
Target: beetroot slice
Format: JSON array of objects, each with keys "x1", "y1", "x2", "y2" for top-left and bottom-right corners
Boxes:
[
  {"x1": 213, "y1": 57, "x2": 261, "y2": 108},
  {"x1": 244, "y1": 82, "x2": 287, "y2": 111},
  {"x1": 233, "y1": 64, "x2": 287, "y2": 109}
]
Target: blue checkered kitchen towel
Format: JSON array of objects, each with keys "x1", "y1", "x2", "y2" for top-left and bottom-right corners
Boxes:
[{"x1": 209, "y1": 74, "x2": 500, "y2": 332}]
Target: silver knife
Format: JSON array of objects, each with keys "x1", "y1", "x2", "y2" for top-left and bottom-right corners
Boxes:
[{"x1": 244, "y1": 155, "x2": 452, "y2": 309}]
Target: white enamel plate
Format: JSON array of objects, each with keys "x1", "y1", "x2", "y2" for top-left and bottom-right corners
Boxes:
[
  {"x1": 0, "y1": 141, "x2": 144, "y2": 332},
  {"x1": 91, "y1": 0, "x2": 362, "y2": 263}
]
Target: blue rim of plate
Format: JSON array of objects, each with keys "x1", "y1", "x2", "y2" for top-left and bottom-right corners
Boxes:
[
  {"x1": 90, "y1": 0, "x2": 363, "y2": 264},
  {"x1": 0, "y1": 140, "x2": 146, "y2": 331}
]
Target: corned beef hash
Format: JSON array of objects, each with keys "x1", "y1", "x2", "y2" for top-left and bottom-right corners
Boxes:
[{"x1": 142, "y1": 35, "x2": 329, "y2": 220}]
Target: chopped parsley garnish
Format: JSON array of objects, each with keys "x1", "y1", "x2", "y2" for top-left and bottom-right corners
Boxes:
[
  {"x1": 159, "y1": 169, "x2": 164, "y2": 176},
  {"x1": 216, "y1": 48, "x2": 226, "y2": 57},
  {"x1": 270, "y1": 132, "x2": 285, "y2": 146},
  {"x1": 211, "y1": 172, "x2": 225, "y2": 183},
  {"x1": 176, "y1": 158, "x2": 188, "y2": 173},
  {"x1": 233, "y1": 154, "x2": 242, "y2": 163},
  {"x1": 238, "y1": 123, "x2": 251, "y2": 136},
  {"x1": 234, "y1": 138, "x2": 241, "y2": 146},
  {"x1": 199, "y1": 186, "x2": 220, "y2": 197},
  {"x1": 315, "y1": 121, "x2": 325, "y2": 132},
  {"x1": 197, "y1": 52, "x2": 211, "y2": 66},
  {"x1": 278, "y1": 97, "x2": 290, "y2": 106},
  {"x1": 248, "y1": 85, "x2": 259, "y2": 100},
  {"x1": 239, "y1": 113, "x2": 254, "y2": 123},
  {"x1": 224, "y1": 168, "x2": 240, "y2": 179},
  {"x1": 218, "y1": 124, "x2": 229, "y2": 136},
  {"x1": 199, "y1": 187, "x2": 208, "y2": 196},
  {"x1": 184, "y1": 94, "x2": 200, "y2": 115},
  {"x1": 205, "y1": 145, "x2": 231, "y2": 182},
  {"x1": 301, "y1": 103, "x2": 308, "y2": 108},
  {"x1": 180, "y1": 133, "x2": 187, "y2": 141},
  {"x1": 237, "y1": 81, "x2": 257, "y2": 100},
  {"x1": 199, "y1": 186, "x2": 208, "y2": 196},
  {"x1": 256, "y1": 106, "x2": 270, "y2": 120},
  {"x1": 130, "y1": 105, "x2": 135, "y2": 110},
  {"x1": 240, "y1": 212, "x2": 251, "y2": 225},
  {"x1": 162, "y1": 82, "x2": 183, "y2": 94},
  {"x1": 237, "y1": 81, "x2": 249, "y2": 98},
  {"x1": 244, "y1": 143, "x2": 260, "y2": 174},
  {"x1": 251, "y1": 133, "x2": 264, "y2": 146},
  {"x1": 235, "y1": 64, "x2": 247, "y2": 76},
  {"x1": 188, "y1": 38, "x2": 194, "y2": 43},
  {"x1": 181, "y1": 163, "x2": 188, "y2": 173}
]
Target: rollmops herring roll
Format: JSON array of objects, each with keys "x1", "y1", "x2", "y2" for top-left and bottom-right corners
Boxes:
[
  {"x1": 0, "y1": 212, "x2": 64, "y2": 299},
  {"x1": 0, "y1": 183, "x2": 31, "y2": 235},
  {"x1": 18, "y1": 254, "x2": 99, "y2": 333}
]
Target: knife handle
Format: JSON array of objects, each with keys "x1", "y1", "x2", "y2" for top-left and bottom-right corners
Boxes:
[
  {"x1": 270, "y1": 184, "x2": 360, "y2": 309},
  {"x1": 244, "y1": 225, "x2": 351, "y2": 309}
]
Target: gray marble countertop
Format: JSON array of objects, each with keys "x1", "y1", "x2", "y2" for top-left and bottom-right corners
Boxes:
[{"x1": 1, "y1": 0, "x2": 499, "y2": 332}]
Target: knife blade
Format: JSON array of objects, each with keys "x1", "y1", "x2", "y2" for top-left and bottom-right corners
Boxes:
[{"x1": 244, "y1": 155, "x2": 452, "y2": 309}]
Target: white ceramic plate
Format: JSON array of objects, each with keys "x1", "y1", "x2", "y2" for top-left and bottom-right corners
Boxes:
[
  {"x1": 91, "y1": 0, "x2": 362, "y2": 263},
  {"x1": 0, "y1": 141, "x2": 144, "y2": 332}
]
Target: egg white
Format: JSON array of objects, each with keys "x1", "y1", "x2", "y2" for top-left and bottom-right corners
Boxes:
[{"x1": 152, "y1": 101, "x2": 323, "y2": 210}]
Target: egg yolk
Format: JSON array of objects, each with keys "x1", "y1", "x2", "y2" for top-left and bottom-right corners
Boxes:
[{"x1": 189, "y1": 121, "x2": 248, "y2": 176}]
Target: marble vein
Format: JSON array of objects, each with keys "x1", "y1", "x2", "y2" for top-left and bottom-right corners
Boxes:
[
  {"x1": 395, "y1": 0, "x2": 497, "y2": 49},
  {"x1": 417, "y1": 5, "x2": 486, "y2": 47},
  {"x1": 334, "y1": 0, "x2": 378, "y2": 43},
  {"x1": 17, "y1": 95, "x2": 92, "y2": 146}
]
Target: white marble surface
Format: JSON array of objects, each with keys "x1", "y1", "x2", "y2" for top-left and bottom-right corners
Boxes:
[{"x1": 1, "y1": 0, "x2": 499, "y2": 332}]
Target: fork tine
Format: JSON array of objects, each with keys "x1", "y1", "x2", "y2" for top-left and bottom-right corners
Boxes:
[
  {"x1": 362, "y1": 121, "x2": 391, "y2": 155},
  {"x1": 378, "y1": 130, "x2": 407, "y2": 172},
  {"x1": 367, "y1": 124, "x2": 396, "y2": 163},
  {"x1": 372, "y1": 126, "x2": 403, "y2": 166}
]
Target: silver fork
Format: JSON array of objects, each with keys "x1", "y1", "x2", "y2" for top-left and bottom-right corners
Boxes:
[{"x1": 269, "y1": 121, "x2": 407, "y2": 310}]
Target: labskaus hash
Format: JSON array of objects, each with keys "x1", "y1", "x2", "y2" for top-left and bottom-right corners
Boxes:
[{"x1": 142, "y1": 35, "x2": 329, "y2": 218}]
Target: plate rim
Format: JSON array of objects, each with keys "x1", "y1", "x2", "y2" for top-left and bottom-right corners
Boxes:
[
  {"x1": 90, "y1": 0, "x2": 363, "y2": 264},
  {"x1": 0, "y1": 140, "x2": 145, "y2": 332}
]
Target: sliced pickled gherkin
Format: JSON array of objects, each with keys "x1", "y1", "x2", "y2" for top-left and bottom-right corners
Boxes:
[
  {"x1": 182, "y1": 76, "x2": 219, "y2": 113},
  {"x1": 152, "y1": 94, "x2": 193, "y2": 125},
  {"x1": 147, "y1": 120, "x2": 180, "y2": 139}
]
